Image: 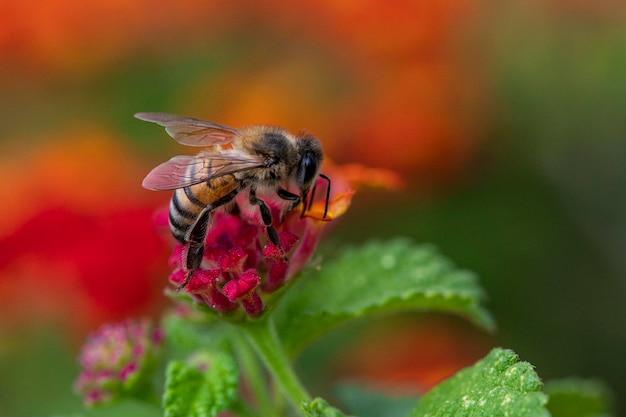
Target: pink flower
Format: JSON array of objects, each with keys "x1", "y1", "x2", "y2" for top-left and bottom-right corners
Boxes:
[
  {"x1": 74, "y1": 319, "x2": 163, "y2": 406},
  {"x1": 168, "y1": 169, "x2": 357, "y2": 318}
]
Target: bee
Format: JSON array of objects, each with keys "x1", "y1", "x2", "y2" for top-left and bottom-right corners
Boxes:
[{"x1": 136, "y1": 112, "x2": 330, "y2": 289}]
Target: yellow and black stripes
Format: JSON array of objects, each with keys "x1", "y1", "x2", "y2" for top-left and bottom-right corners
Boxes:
[
  {"x1": 168, "y1": 176, "x2": 242, "y2": 244},
  {"x1": 169, "y1": 186, "x2": 205, "y2": 242}
]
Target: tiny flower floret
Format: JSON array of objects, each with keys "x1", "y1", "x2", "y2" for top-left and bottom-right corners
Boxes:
[
  {"x1": 262, "y1": 232, "x2": 299, "y2": 261},
  {"x1": 219, "y1": 247, "x2": 248, "y2": 273},
  {"x1": 222, "y1": 268, "x2": 261, "y2": 302}
]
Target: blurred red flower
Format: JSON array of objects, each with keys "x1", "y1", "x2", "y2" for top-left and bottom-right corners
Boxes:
[
  {"x1": 0, "y1": 0, "x2": 226, "y2": 77},
  {"x1": 0, "y1": 127, "x2": 169, "y2": 335}
]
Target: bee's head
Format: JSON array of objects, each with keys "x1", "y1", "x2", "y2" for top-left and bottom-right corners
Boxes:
[
  {"x1": 295, "y1": 133, "x2": 323, "y2": 196},
  {"x1": 295, "y1": 133, "x2": 330, "y2": 218}
]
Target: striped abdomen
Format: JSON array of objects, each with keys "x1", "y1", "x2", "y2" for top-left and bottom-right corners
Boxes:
[{"x1": 169, "y1": 176, "x2": 239, "y2": 243}]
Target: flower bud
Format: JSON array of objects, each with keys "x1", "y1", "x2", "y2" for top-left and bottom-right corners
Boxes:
[{"x1": 74, "y1": 319, "x2": 162, "y2": 406}]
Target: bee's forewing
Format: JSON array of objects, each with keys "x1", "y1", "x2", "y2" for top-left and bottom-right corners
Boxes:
[
  {"x1": 142, "y1": 155, "x2": 210, "y2": 190},
  {"x1": 135, "y1": 112, "x2": 239, "y2": 147},
  {"x1": 142, "y1": 152, "x2": 266, "y2": 191}
]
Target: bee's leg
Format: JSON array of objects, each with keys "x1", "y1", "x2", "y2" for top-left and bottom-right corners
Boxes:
[
  {"x1": 178, "y1": 187, "x2": 242, "y2": 291},
  {"x1": 249, "y1": 188, "x2": 287, "y2": 261},
  {"x1": 178, "y1": 210, "x2": 210, "y2": 291},
  {"x1": 276, "y1": 188, "x2": 300, "y2": 223}
]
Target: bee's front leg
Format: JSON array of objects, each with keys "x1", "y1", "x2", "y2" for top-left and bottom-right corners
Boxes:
[
  {"x1": 276, "y1": 188, "x2": 300, "y2": 223},
  {"x1": 178, "y1": 210, "x2": 210, "y2": 291},
  {"x1": 249, "y1": 188, "x2": 287, "y2": 261}
]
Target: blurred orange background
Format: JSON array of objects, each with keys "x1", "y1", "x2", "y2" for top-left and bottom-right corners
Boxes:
[{"x1": 1, "y1": 0, "x2": 625, "y2": 415}]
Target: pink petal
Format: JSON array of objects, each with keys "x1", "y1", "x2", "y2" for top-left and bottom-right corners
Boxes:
[{"x1": 219, "y1": 247, "x2": 248, "y2": 273}]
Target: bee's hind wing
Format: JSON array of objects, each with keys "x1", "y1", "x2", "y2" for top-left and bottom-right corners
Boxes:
[{"x1": 135, "y1": 112, "x2": 239, "y2": 147}]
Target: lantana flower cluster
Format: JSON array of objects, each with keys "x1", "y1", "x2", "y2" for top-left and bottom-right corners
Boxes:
[
  {"x1": 72, "y1": 162, "x2": 399, "y2": 408},
  {"x1": 168, "y1": 175, "x2": 352, "y2": 317},
  {"x1": 74, "y1": 319, "x2": 163, "y2": 406}
]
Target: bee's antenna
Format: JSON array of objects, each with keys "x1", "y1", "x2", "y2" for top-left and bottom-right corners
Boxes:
[{"x1": 319, "y1": 173, "x2": 331, "y2": 219}]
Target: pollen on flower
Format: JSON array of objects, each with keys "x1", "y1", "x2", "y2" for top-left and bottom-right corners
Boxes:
[{"x1": 74, "y1": 319, "x2": 162, "y2": 406}]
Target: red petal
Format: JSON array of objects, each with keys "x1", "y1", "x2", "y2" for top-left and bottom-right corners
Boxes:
[
  {"x1": 186, "y1": 269, "x2": 221, "y2": 294},
  {"x1": 222, "y1": 269, "x2": 260, "y2": 301},
  {"x1": 219, "y1": 247, "x2": 248, "y2": 273},
  {"x1": 263, "y1": 262, "x2": 288, "y2": 293},
  {"x1": 262, "y1": 232, "x2": 299, "y2": 260},
  {"x1": 168, "y1": 268, "x2": 186, "y2": 285},
  {"x1": 240, "y1": 292, "x2": 263, "y2": 317}
]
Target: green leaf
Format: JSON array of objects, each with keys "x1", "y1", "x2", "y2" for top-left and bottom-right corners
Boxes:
[
  {"x1": 301, "y1": 398, "x2": 351, "y2": 417},
  {"x1": 273, "y1": 239, "x2": 494, "y2": 356},
  {"x1": 544, "y1": 378, "x2": 614, "y2": 417},
  {"x1": 202, "y1": 351, "x2": 239, "y2": 416},
  {"x1": 410, "y1": 348, "x2": 548, "y2": 417},
  {"x1": 163, "y1": 360, "x2": 202, "y2": 417},
  {"x1": 163, "y1": 350, "x2": 238, "y2": 417}
]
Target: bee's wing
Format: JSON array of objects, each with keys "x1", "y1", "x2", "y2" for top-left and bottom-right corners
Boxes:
[
  {"x1": 142, "y1": 153, "x2": 264, "y2": 191},
  {"x1": 142, "y1": 155, "x2": 207, "y2": 190},
  {"x1": 135, "y1": 112, "x2": 239, "y2": 147}
]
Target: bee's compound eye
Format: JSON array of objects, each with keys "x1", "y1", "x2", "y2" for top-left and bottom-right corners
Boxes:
[{"x1": 298, "y1": 151, "x2": 319, "y2": 187}]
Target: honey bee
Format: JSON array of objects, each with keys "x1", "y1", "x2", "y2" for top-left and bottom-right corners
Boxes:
[{"x1": 136, "y1": 112, "x2": 330, "y2": 289}]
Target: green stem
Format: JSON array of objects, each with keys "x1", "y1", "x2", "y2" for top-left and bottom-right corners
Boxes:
[
  {"x1": 230, "y1": 398, "x2": 257, "y2": 417},
  {"x1": 242, "y1": 318, "x2": 311, "y2": 415},
  {"x1": 231, "y1": 329, "x2": 274, "y2": 417}
]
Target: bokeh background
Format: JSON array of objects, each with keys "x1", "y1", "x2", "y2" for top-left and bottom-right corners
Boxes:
[{"x1": 1, "y1": 0, "x2": 625, "y2": 416}]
